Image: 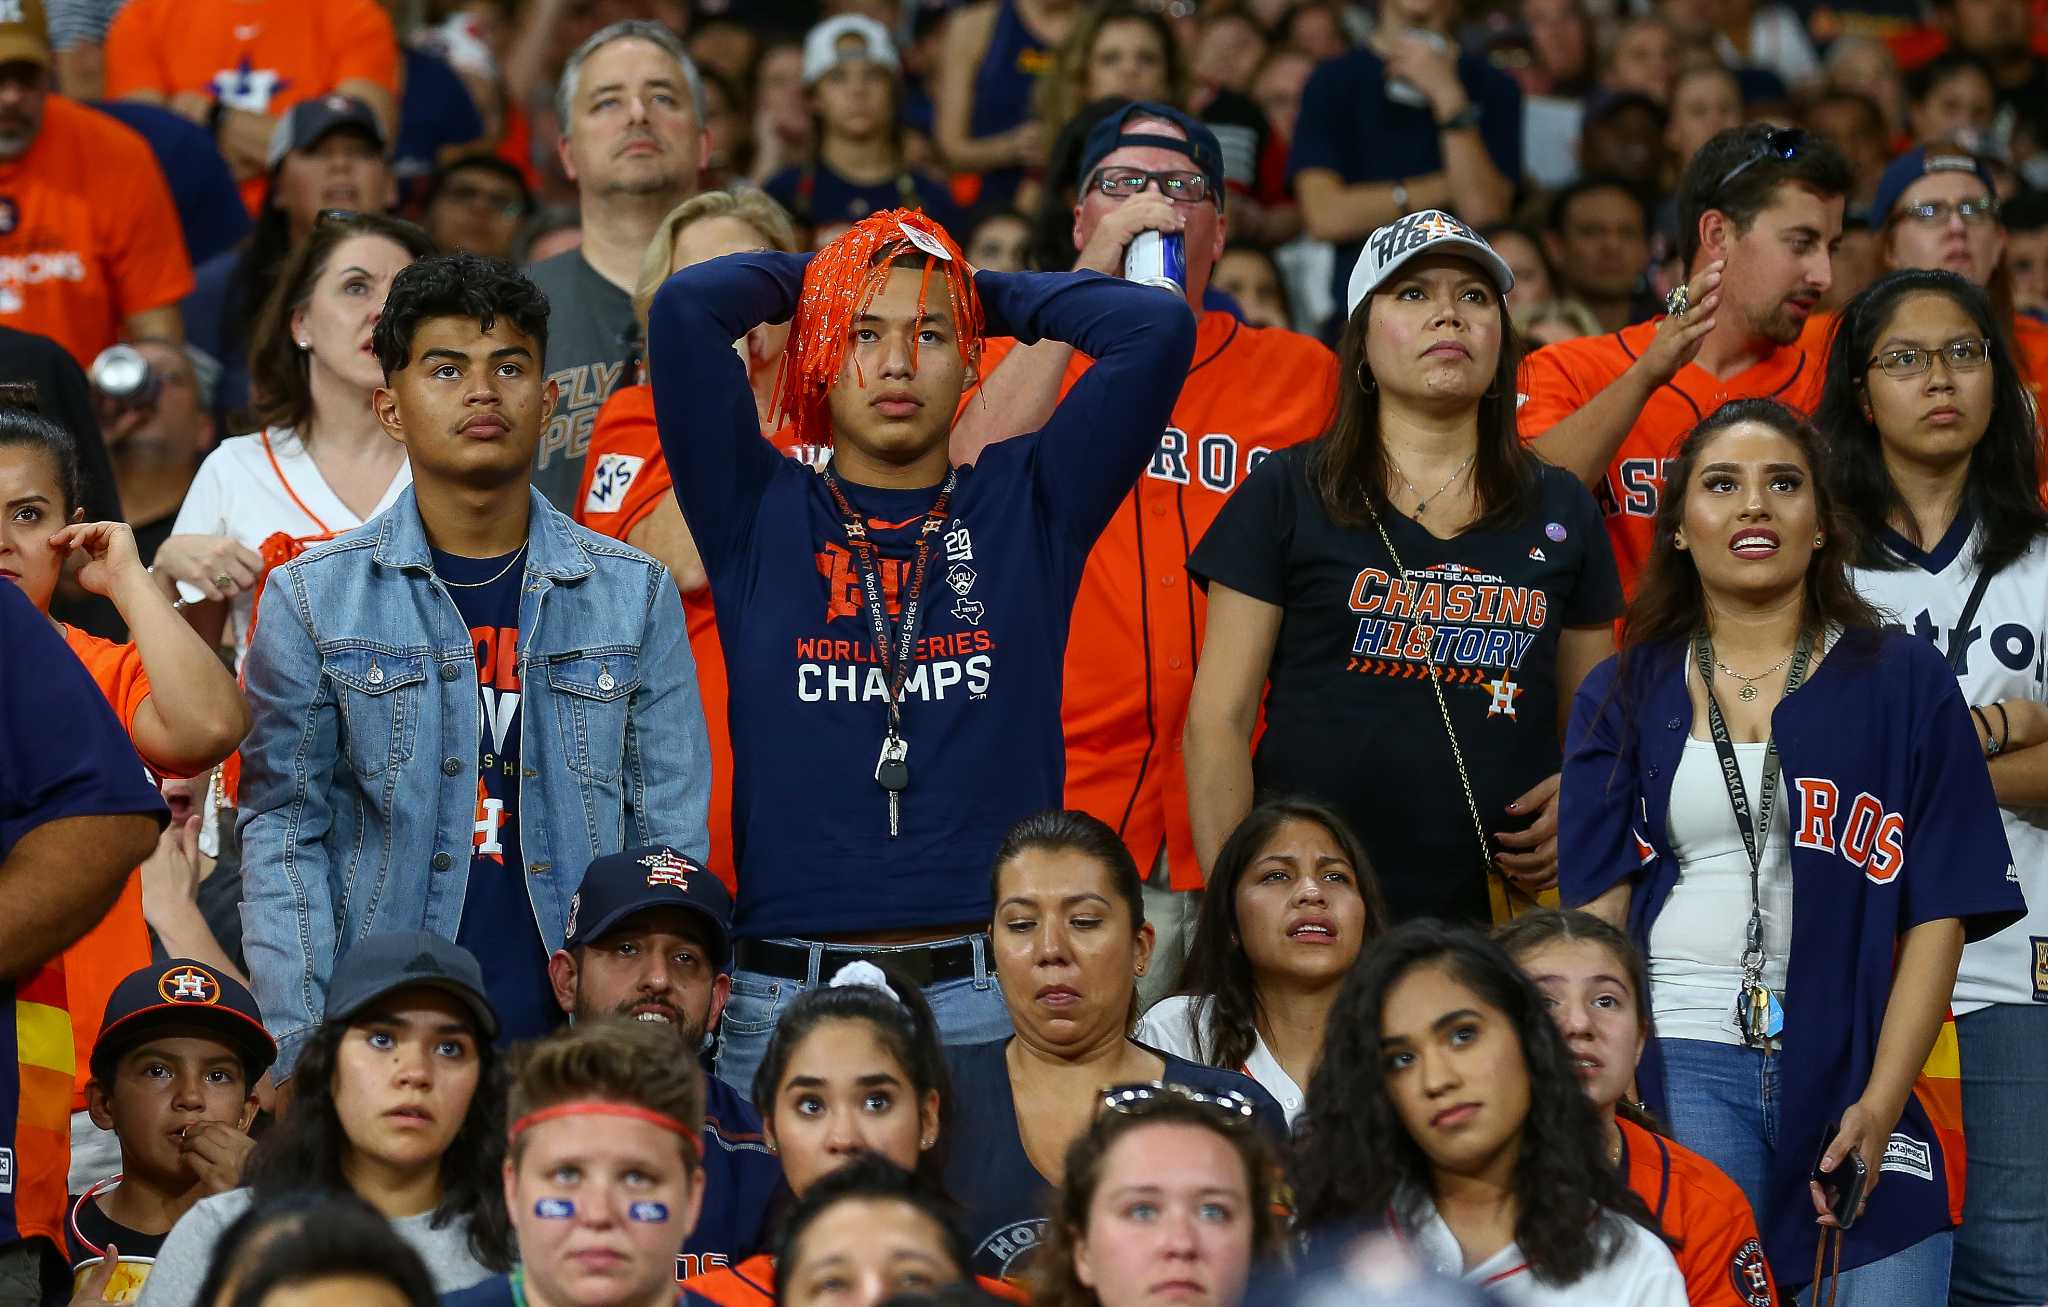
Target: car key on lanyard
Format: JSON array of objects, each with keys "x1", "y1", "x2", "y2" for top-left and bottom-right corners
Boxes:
[
  {"x1": 825, "y1": 465, "x2": 956, "y2": 839},
  {"x1": 875, "y1": 732, "x2": 910, "y2": 835}
]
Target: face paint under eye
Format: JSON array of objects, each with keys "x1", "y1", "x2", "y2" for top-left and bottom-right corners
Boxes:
[
  {"x1": 535, "y1": 1198, "x2": 576, "y2": 1219},
  {"x1": 628, "y1": 1201, "x2": 669, "y2": 1223}
]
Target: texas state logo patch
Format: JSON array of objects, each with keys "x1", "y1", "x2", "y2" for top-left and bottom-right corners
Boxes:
[{"x1": 1729, "y1": 1237, "x2": 1772, "y2": 1306}]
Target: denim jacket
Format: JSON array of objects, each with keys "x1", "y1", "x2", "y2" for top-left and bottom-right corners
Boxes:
[{"x1": 237, "y1": 486, "x2": 709, "y2": 1075}]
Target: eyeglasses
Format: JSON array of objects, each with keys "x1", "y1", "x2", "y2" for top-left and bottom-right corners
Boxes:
[
  {"x1": 1898, "y1": 196, "x2": 1999, "y2": 226},
  {"x1": 1866, "y1": 336, "x2": 1991, "y2": 379},
  {"x1": 1715, "y1": 127, "x2": 1808, "y2": 195},
  {"x1": 1100, "y1": 1081, "x2": 1256, "y2": 1130},
  {"x1": 1135, "y1": 0, "x2": 1197, "y2": 16},
  {"x1": 441, "y1": 182, "x2": 527, "y2": 219},
  {"x1": 1091, "y1": 167, "x2": 1211, "y2": 205},
  {"x1": 315, "y1": 208, "x2": 364, "y2": 228}
]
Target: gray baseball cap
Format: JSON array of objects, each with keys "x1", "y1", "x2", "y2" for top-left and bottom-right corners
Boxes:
[{"x1": 324, "y1": 931, "x2": 499, "y2": 1040}]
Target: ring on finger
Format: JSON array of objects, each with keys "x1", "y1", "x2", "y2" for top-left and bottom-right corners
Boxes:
[
  {"x1": 1664, "y1": 284, "x2": 1691, "y2": 317},
  {"x1": 214, "y1": 573, "x2": 235, "y2": 591}
]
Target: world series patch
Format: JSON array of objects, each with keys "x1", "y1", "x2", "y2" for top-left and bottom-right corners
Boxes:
[{"x1": 2033, "y1": 937, "x2": 2048, "y2": 1003}]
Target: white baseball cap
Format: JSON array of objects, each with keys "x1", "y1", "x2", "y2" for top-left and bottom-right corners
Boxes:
[
  {"x1": 802, "y1": 15, "x2": 899, "y2": 86},
  {"x1": 1345, "y1": 210, "x2": 1515, "y2": 317}
]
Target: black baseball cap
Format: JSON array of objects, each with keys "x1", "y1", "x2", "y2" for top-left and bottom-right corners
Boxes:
[
  {"x1": 1076, "y1": 101, "x2": 1226, "y2": 208},
  {"x1": 266, "y1": 93, "x2": 387, "y2": 170},
  {"x1": 565, "y1": 846, "x2": 734, "y2": 968},
  {"x1": 93, "y1": 960, "x2": 276, "y2": 1084},
  {"x1": 324, "y1": 931, "x2": 500, "y2": 1040}
]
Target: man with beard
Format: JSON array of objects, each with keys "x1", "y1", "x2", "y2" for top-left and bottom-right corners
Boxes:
[
  {"x1": 1519, "y1": 124, "x2": 1851, "y2": 591},
  {"x1": 546, "y1": 846, "x2": 780, "y2": 1280},
  {"x1": 527, "y1": 21, "x2": 708, "y2": 510}
]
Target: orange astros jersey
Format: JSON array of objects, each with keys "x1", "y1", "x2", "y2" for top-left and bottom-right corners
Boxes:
[
  {"x1": 574, "y1": 383, "x2": 820, "y2": 886},
  {"x1": 1518, "y1": 320, "x2": 1828, "y2": 594},
  {"x1": 1619, "y1": 1118, "x2": 1778, "y2": 1307},
  {"x1": 103, "y1": 0, "x2": 400, "y2": 213},
  {"x1": 969, "y1": 310, "x2": 1337, "y2": 889}
]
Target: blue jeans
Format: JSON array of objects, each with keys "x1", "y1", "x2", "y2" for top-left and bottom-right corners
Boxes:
[
  {"x1": 1657, "y1": 1037, "x2": 1954, "y2": 1304},
  {"x1": 714, "y1": 934, "x2": 1012, "y2": 1100},
  {"x1": 1951, "y1": 1004, "x2": 2048, "y2": 1306}
]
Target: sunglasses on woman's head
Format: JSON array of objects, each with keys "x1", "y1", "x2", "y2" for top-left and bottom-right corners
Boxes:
[{"x1": 1100, "y1": 1081, "x2": 1257, "y2": 1130}]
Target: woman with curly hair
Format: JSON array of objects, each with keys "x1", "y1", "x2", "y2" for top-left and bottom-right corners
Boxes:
[
  {"x1": 1291, "y1": 920, "x2": 1685, "y2": 1303},
  {"x1": 138, "y1": 933, "x2": 511, "y2": 1307}
]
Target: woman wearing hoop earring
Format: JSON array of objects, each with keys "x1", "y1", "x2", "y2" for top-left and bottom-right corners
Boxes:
[{"x1": 1184, "y1": 211, "x2": 1621, "y2": 926}]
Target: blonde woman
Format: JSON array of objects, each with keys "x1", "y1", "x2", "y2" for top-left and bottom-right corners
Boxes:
[{"x1": 573, "y1": 188, "x2": 812, "y2": 881}]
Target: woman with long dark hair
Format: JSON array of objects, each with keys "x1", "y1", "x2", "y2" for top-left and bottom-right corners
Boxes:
[
  {"x1": 1185, "y1": 214, "x2": 1622, "y2": 927},
  {"x1": 137, "y1": 933, "x2": 510, "y2": 1307},
  {"x1": 1496, "y1": 909, "x2": 1778, "y2": 1307},
  {"x1": 1292, "y1": 921, "x2": 1685, "y2": 1301},
  {"x1": 1136, "y1": 798, "x2": 1385, "y2": 1124},
  {"x1": 1035, "y1": 1087, "x2": 1284, "y2": 1307},
  {"x1": 945, "y1": 811, "x2": 1284, "y2": 1285},
  {"x1": 1559, "y1": 396, "x2": 2024, "y2": 1300},
  {"x1": 1818, "y1": 268, "x2": 2048, "y2": 1307}
]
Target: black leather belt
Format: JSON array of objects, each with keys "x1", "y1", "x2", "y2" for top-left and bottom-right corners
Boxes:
[{"x1": 732, "y1": 936, "x2": 986, "y2": 988}]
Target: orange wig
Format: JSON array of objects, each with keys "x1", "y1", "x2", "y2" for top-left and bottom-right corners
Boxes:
[{"x1": 771, "y1": 208, "x2": 985, "y2": 447}]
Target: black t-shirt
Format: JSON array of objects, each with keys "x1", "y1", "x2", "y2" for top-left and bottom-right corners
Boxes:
[
  {"x1": 64, "y1": 1192, "x2": 168, "y2": 1272},
  {"x1": 941, "y1": 1038, "x2": 1286, "y2": 1285},
  {"x1": 1188, "y1": 446, "x2": 1621, "y2": 923}
]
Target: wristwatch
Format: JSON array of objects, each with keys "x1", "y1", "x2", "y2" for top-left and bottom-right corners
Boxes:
[
  {"x1": 1437, "y1": 103, "x2": 1483, "y2": 133},
  {"x1": 1392, "y1": 180, "x2": 1410, "y2": 215}
]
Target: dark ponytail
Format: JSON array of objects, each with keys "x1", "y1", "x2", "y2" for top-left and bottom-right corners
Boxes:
[
  {"x1": 752, "y1": 963, "x2": 953, "y2": 1189},
  {"x1": 0, "y1": 381, "x2": 82, "y2": 515}
]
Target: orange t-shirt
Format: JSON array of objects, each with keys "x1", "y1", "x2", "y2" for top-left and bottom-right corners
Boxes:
[
  {"x1": 573, "y1": 383, "x2": 821, "y2": 887},
  {"x1": 0, "y1": 97, "x2": 194, "y2": 367},
  {"x1": 103, "y1": 0, "x2": 400, "y2": 212},
  {"x1": 964, "y1": 311, "x2": 1337, "y2": 889},
  {"x1": 1518, "y1": 321, "x2": 1828, "y2": 594},
  {"x1": 682, "y1": 1255, "x2": 1026, "y2": 1307},
  {"x1": 58, "y1": 625, "x2": 182, "y2": 1111},
  {"x1": 1619, "y1": 1117, "x2": 1779, "y2": 1307}
]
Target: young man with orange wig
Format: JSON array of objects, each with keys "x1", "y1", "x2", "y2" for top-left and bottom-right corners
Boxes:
[{"x1": 648, "y1": 208, "x2": 1196, "y2": 1089}]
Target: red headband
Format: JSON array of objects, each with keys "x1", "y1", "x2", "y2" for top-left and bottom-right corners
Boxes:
[
  {"x1": 509, "y1": 1101, "x2": 704, "y2": 1160},
  {"x1": 772, "y1": 207, "x2": 983, "y2": 448}
]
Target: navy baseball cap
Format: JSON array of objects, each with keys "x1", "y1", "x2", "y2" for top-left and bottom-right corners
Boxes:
[
  {"x1": 565, "y1": 846, "x2": 733, "y2": 968},
  {"x1": 1870, "y1": 147, "x2": 2000, "y2": 227},
  {"x1": 1076, "y1": 101, "x2": 1226, "y2": 207},
  {"x1": 92, "y1": 960, "x2": 276, "y2": 1084},
  {"x1": 266, "y1": 93, "x2": 387, "y2": 170},
  {"x1": 324, "y1": 931, "x2": 500, "y2": 1040}
]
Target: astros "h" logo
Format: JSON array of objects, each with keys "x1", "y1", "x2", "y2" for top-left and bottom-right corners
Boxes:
[{"x1": 159, "y1": 965, "x2": 221, "y2": 1005}]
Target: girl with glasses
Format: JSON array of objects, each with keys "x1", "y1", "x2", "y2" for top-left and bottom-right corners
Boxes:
[
  {"x1": 1817, "y1": 267, "x2": 2048, "y2": 1307},
  {"x1": 1292, "y1": 921, "x2": 1685, "y2": 1303}
]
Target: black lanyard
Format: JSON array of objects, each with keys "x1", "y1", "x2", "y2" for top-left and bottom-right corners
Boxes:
[
  {"x1": 1693, "y1": 629, "x2": 1814, "y2": 980},
  {"x1": 821, "y1": 463, "x2": 956, "y2": 743}
]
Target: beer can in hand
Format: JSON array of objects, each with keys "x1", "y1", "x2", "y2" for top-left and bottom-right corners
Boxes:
[{"x1": 1124, "y1": 230, "x2": 1186, "y2": 294}]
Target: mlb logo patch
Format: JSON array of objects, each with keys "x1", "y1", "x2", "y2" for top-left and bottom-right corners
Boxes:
[
  {"x1": 159, "y1": 964, "x2": 221, "y2": 1005},
  {"x1": 639, "y1": 848, "x2": 693, "y2": 889},
  {"x1": 583, "y1": 453, "x2": 645, "y2": 516},
  {"x1": 0, "y1": 1146, "x2": 11, "y2": 1194}
]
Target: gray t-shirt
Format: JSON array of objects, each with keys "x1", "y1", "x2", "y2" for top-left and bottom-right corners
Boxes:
[
  {"x1": 136, "y1": 1188, "x2": 493, "y2": 1307},
  {"x1": 526, "y1": 249, "x2": 637, "y2": 511}
]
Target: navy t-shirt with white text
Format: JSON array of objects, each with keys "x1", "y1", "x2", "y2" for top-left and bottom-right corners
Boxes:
[
  {"x1": 649, "y1": 253, "x2": 1196, "y2": 940},
  {"x1": 439, "y1": 547, "x2": 557, "y2": 1043}
]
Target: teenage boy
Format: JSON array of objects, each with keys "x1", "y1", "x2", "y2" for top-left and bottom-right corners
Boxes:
[
  {"x1": 238, "y1": 253, "x2": 711, "y2": 1079},
  {"x1": 443, "y1": 1018, "x2": 708, "y2": 1307},
  {"x1": 66, "y1": 960, "x2": 274, "y2": 1292},
  {"x1": 548, "y1": 847, "x2": 780, "y2": 1277},
  {"x1": 649, "y1": 208, "x2": 1196, "y2": 1090}
]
